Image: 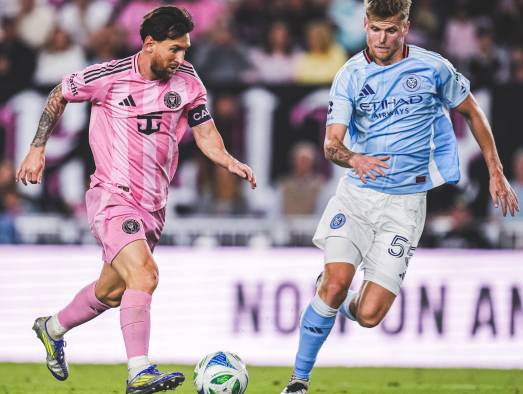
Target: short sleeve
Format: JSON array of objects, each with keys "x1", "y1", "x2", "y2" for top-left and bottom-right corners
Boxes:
[
  {"x1": 61, "y1": 62, "x2": 115, "y2": 103},
  {"x1": 436, "y1": 58, "x2": 470, "y2": 108},
  {"x1": 326, "y1": 66, "x2": 354, "y2": 126},
  {"x1": 187, "y1": 78, "x2": 213, "y2": 127}
]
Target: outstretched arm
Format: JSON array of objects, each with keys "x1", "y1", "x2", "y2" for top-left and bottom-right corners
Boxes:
[
  {"x1": 455, "y1": 94, "x2": 519, "y2": 216},
  {"x1": 16, "y1": 84, "x2": 68, "y2": 185},
  {"x1": 192, "y1": 120, "x2": 256, "y2": 189},
  {"x1": 324, "y1": 123, "x2": 389, "y2": 184}
]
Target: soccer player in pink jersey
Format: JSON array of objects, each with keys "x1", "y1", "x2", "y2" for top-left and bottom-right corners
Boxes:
[{"x1": 16, "y1": 6, "x2": 256, "y2": 394}]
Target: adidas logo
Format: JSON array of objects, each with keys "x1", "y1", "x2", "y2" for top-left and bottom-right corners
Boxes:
[
  {"x1": 118, "y1": 95, "x2": 136, "y2": 107},
  {"x1": 358, "y1": 84, "x2": 375, "y2": 97}
]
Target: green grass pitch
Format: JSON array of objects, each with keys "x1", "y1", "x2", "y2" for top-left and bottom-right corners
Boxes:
[{"x1": 0, "y1": 363, "x2": 521, "y2": 393}]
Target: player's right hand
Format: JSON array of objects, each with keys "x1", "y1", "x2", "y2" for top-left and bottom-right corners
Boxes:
[
  {"x1": 16, "y1": 146, "x2": 46, "y2": 185},
  {"x1": 348, "y1": 153, "x2": 389, "y2": 184}
]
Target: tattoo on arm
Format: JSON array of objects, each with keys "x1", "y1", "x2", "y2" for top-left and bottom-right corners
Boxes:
[
  {"x1": 31, "y1": 84, "x2": 68, "y2": 148},
  {"x1": 325, "y1": 138, "x2": 355, "y2": 168}
]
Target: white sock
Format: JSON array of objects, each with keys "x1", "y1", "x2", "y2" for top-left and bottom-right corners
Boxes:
[
  {"x1": 128, "y1": 356, "x2": 152, "y2": 380},
  {"x1": 310, "y1": 293, "x2": 340, "y2": 317},
  {"x1": 46, "y1": 315, "x2": 67, "y2": 340},
  {"x1": 340, "y1": 290, "x2": 358, "y2": 321}
]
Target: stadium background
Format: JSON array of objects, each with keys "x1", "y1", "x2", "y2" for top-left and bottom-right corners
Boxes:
[{"x1": 0, "y1": 0, "x2": 522, "y2": 391}]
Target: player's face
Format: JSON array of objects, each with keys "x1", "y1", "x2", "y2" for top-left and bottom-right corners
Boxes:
[
  {"x1": 150, "y1": 34, "x2": 191, "y2": 81},
  {"x1": 364, "y1": 15, "x2": 409, "y2": 65}
]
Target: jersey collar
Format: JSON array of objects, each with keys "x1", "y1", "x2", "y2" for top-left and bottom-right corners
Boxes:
[
  {"x1": 132, "y1": 52, "x2": 140, "y2": 76},
  {"x1": 363, "y1": 44, "x2": 409, "y2": 64}
]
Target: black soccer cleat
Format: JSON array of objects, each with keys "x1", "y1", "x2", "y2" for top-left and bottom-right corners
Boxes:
[{"x1": 281, "y1": 375, "x2": 309, "y2": 394}]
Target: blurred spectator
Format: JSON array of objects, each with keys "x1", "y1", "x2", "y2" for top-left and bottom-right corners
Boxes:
[
  {"x1": 0, "y1": 16, "x2": 36, "y2": 103},
  {"x1": 87, "y1": 23, "x2": 127, "y2": 63},
  {"x1": 271, "y1": 0, "x2": 327, "y2": 48},
  {"x1": 231, "y1": 0, "x2": 270, "y2": 46},
  {"x1": 327, "y1": 0, "x2": 366, "y2": 54},
  {"x1": 294, "y1": 21, "x2": 346, "y2": 85},
  {"x1": 443, "y1": 2, "x2": 479, "y2": 65},
  {"x1": 0, "y1": 0, "x2": 19, "y2": 18},
  {"x1": 193, "y1": 18, "x2": 253, "y2": 85},
  {"x1": 116, "y1": 0, "x2": 160, "y2": 51},
  {"x1": 196, "y1": 94, "x2": 248, "y2": 215},
  {"x1": 495, "y1": 0, "x2": 523, "y2": 47},
  {"x1": 510, "y1": 47, "x2": 523, "y2": 83},
  {"x1": 15, "y1": 0, "x2": 55, "y2": 49},
  {"x1": 176, "y1": 0, "x2": 227, "y2": 40},
  {"x1": 0, "y1": 159, "x2": 16, "y2": 198},
  {"x1": 408, "y1": 0, "x2": 439, "y2": 47},
  {"x1": 0, "y1": 160, "x2": 23, "y2": 243},
  {"x1": 277, "y1": 141, "x2": 325, "y2": 216},
  {"x1": 58, "y1": 0, "x2": 112, "y2": 47},
  {"x1": 33, "y1": 26, "x2": 87, "y2": 88},
  {"x1": 467, "y1": 23, "x2": 510, "y2": 89},
  {"x1": 510, "y1": 148, "x2": 523, "y2": 214},
  {"x1": 249, "y1": 20, "x2": 301, "y2": 84},
  {"x1": 426, "y1": 198, "x2": 492, "y2": 248}
]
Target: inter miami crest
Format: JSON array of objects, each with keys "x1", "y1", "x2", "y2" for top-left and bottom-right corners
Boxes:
[
  {"x1": 164, "y1": 91, "x2": 181, "y2": 109},
  {"x1": 122, "y1": 219, "x2": 140, "y2": 234}
]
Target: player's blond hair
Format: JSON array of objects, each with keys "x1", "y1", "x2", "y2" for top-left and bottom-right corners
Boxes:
[{"x1": 364, "y1": 0, "x2": 412, "y2": 21}]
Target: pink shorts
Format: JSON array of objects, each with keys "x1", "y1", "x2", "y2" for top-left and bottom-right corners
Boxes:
[{"x1": 86, "y1": 186, "x2": 166, "y2": 264}]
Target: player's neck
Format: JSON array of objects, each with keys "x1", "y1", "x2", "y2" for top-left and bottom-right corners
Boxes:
[
  {"x1": 374, "y1": 51, "x2": 403, "y2": 66},
  {"x1": 137, "y1": 51, "x2": 155, "y2": 80}
]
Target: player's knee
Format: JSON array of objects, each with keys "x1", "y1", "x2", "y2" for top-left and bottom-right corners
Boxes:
[
  {"x1": 126, "y1": 258, "x2": 159, "y2": 293},
  {"x1": 96, "y1": 284, "x2": 125, "y2": 307},
  {"x1": 139, "y1": 263, "x2": 159, "y2": 292},
  {"x1": 101, "y1": 287, "x2": 126, "y2": 307},
  {"x1": 357, "y1": 308, "x2": 384, "y2": 328},
  {"x1": 319, "y1": 279, "x2": 348, "y2": 303}
]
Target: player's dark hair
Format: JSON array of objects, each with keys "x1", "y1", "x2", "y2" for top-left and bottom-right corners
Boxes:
[
  {"x1": 364, "y1": 0, "x2": 412, "y2": 20},
  {"x1": 140, "y1": 6, "x2": 194, "y2": 42}
]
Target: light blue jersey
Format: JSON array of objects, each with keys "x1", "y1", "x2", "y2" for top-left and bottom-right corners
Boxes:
[{"x1": 327, "y1": 45, "x2": 470, "y2": 194}]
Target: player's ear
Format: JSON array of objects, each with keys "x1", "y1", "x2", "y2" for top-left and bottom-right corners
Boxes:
[
  {"x1": 403, "y1": 20, "x2": 410, "y2": 35},
  {"x1": 364, "y1": 15, "x2": 369, "y2": 30},
  {"x1": 143, "y1": 36, "x2": 155, "y2": 53}
]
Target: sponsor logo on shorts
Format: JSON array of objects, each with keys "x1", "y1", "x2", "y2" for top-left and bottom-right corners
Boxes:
[
  {"x1": 122, "y1": 219, "x2": 140, "y2": 234},
  {"x1": 330, "y1": 213, "x2": 346, "y2": 229}
]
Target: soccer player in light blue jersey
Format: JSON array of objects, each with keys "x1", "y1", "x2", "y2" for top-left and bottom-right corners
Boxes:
[{"x1": 281, "y1": 1, "x2": 519, "y2": 393}]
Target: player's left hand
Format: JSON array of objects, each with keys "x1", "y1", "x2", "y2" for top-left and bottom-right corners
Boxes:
[
  {"x1": 228, "y1": 160, "x2": 257, "y2": 189},
  {"x1": 489, "y1": 171, "x2": 519, "y2": 216}
]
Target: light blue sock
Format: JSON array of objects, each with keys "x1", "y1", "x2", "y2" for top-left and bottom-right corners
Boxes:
[
  {"x1": 339, "y1": 290, "x2": 358, "y2": 321},
  {"x1": 294, "y1": 294, "x2": 338, "y2": 379}
]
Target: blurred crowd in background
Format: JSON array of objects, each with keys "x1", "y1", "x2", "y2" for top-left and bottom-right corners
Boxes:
[{"x1": 0, "y1": 0, "x2": 522, "y2": 247}]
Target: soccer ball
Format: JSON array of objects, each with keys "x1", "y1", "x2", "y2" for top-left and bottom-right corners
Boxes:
[{"x1": 193, "y1": 351, "x2": 248, "y2": 394}]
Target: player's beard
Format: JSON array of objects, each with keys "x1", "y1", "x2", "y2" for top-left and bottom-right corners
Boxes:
[{"x1": 150, "y1": 58, "x2": 172, "y2": 82}]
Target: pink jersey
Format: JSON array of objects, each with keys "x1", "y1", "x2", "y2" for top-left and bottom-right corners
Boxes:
[{"x1": 61, "y1": 53, "x2": 212, "y2": 211}]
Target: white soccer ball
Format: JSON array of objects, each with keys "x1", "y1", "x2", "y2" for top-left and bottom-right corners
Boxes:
[{"x1": 193, "y1": 351, "x2": 249, "y2": 394}]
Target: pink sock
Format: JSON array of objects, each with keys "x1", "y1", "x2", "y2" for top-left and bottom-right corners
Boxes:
[
  {"x1": 120, "y1": 289, "x2": 152, "y2": 359},
  {"x1": 57, "y1": 281, "x2": 111, "y2": 330}
]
